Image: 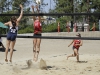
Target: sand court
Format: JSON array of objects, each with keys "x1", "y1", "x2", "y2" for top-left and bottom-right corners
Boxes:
[{"x1": 0, "y1": 32, "x2": 100, "y2": 75}]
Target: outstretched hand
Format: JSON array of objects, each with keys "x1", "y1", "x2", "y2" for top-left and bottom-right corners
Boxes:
[
  {"x1": 19, "y1": 4, "x2": 23, "y2": 8},
  {"x1": 31, "y1": 5, "x2": 34, "y2": 8},
  {"x1": 35, "y1": 5, "x2": 39, "y2": 9},
  {"x1": 68, "y1": 45, "x2": 70, "y2": 47}
]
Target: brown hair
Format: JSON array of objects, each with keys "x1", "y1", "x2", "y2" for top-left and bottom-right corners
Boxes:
[
  {"x1": 76, "y1": 33, "x2": 81, "y2": 37},
  {"x1": 11, "y1": 16, "x2": 17, "y2": 28},
  {"x1": 11, "y1": 16, "x2": 17, "y2": 21}
]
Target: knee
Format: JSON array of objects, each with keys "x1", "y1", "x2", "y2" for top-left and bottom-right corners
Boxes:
[
  {"x1": 6, "y1": 46, "x2": 9, "y2": 50},
  {"x1": 72, "y1": 54, "x2": 76, "y2": 56},
  {"x1": 37, "y1": 45, "x2": 40, "y2": 48},
  {"x1": 33, "y1": 50, "x2": 36, "y2": 52},
  {"x1": 76, "y1": 53, "x2": 79, "y2": 56}
]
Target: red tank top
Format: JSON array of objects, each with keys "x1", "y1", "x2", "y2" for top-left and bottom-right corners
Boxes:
[
  {"x1": 34, "y1": 20, "x2": 42, "y2": 34},
  {"x1": 73, "y1": 40, "x2": 81, "y2": 49}
]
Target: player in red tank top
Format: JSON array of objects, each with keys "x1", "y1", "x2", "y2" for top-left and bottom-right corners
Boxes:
[
  {"x1": 73, "y1": 39, "x2": 81, "y2": 50},
  {"x1": 34, "y1": 20, "x2": 42, "y2": 34},
  {"x1": 32, "y1": 5, "x2": 42, "y2": 62},
  {"x1": 67, "y1": 33, "x2": 83, "y2": 62}
]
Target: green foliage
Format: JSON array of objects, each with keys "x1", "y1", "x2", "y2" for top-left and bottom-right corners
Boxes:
[
  {"x1": 42, "y1": 16, "x2": 71, "y2": 33},
  {"x1": 0, "y1": 28, "x2": 7, "y2": 34},
  {"x1": 55, "y1": 0, "x2": 73, "y2": 13},
  {"x1": 18, "y1": 25, "x2": 33, "y2": 34},
  {"x1": 42, "y1": 23, "x2": 58, "y2": 32}
]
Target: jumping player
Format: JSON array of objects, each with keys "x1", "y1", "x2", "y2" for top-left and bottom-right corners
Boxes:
[
  {"x1": 31, "y1": 5, "x2": 42, "y2": 62},
  {"x1": 4, "y1": 4, "x2": 23, "y2": 62},
  {"x1": 67, "y1": 33, "x2": 83, "y2": 62}
]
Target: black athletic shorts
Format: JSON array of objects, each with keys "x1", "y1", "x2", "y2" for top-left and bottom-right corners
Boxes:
[
  {"x1": 73, "y1": 46, "x2": 79, "y2": 50},
  {"x1": 33, "y1": 34, "x2": 42, "y2": 38}
]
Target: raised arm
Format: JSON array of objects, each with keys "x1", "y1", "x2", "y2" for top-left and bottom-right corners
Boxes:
[
  {"x1": 31, "y1": 5, "x2": 36, "y2": 21},
  {"x1": 36, "y1": 5, "x2": 41, "y2": 22},
  {"x1": 17, "y1": 4, "x2": 23, "y2": 22}
]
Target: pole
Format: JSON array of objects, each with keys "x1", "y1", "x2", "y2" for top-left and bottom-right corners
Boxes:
[
  {"x1": 58, "y1": 22, "x2": 60, "y2": 32},
  {"x1": 99, "y1": 19, "x2": 100, "y2": 31},
  {"x1": 87, "y1": 0, "x2": 90, "y2": 31},
  {"x1": 73, "y1": 0, "x2": 76, "y2": 23}
]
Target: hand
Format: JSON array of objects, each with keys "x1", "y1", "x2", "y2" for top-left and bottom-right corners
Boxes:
[
  {"x1": 31, "y1": 5, "x2": 34, "y2": 9},
  {"x1": 19, "y1": 4, "x2": 23, "y2": 8},
  {"x1": 35, "y1": 5, "x2": 38, "y2": 9},
  {"x1": 68, "y1": 45, "x2": 70, "y2": 47}
]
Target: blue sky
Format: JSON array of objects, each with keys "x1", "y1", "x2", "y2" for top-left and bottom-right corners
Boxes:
[{"x1": 43, "y1": 0, "x2": 56, "y2": 12}]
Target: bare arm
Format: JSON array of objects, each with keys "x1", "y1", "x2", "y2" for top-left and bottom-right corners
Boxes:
[
  {"x1": 80, "y1": 40, "x2": 83, "y2": 46},
  {"x1": 4, "y1": 21, "x2": 10, "y2": 26},
  {"x1": 68, "y1": 40, "x2": 74, "y2": 47},
  {"x1": 17, "y1": 4, "x2": 23, "y2": 22},
  {"x1": 36, "y1": 5, "x2": 41, "y2": 22},
  {"x1": 90, "y1": 23, "x2": 95, "y2": 30},
  {"x1": 31, "y1": 5, "x2": 36, "y2": 21}
]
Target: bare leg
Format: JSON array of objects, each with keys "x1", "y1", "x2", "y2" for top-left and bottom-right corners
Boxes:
[
  {"x1": 5, "y1": 40, "x2": 10, "y2": 62},
  {"x1": 35, "y1": 38, "x2": 41, "y2": 62},
  {"x1": 9, "y1": 41, "x2": 16, "y2": 62},
  {"x1": 74, "y1": 49, "x2": 79, "y2": 62},
  {"x1": 67, "y1": 53, "x2": 76, "y2": 60},
  {"x1": 33, "y1": 38, "x2": 37, "y2": 61}
]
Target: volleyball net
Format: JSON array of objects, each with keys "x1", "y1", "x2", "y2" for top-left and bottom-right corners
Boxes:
[{"x1": 0, "y1": 13, "x2": 100, "y2": 40}]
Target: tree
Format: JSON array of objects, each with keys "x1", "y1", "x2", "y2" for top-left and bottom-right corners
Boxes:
[
  {"x1": 0, "y1": 0, "x2": 7, "y2": 13},
  {"x1": 54, "y1": 0, "x2": 73, "y2": 13}
]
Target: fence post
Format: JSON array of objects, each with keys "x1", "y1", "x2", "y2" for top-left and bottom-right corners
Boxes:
[{"x1": 58, "y1": 22, "x2": 60, "y2": 32}]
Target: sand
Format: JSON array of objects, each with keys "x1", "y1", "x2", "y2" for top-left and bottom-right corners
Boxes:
[{"x1": 0, "y1": 33, "x2": 100, "y2": 75}]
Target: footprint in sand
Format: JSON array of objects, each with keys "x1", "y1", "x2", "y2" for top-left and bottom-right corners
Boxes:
[
  {"x1": 0, "y1": 63, "x2": 4, "y2": 65},
  {"x1": 53, "y1": 56, "x2": 57, "y2": 57},
  {"x1": 85, "y1": 67, "x2": 92, "y2": 71}
]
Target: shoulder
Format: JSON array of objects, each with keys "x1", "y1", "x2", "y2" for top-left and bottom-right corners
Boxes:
[{"x1": 4, "y1": 21, "x2": 11, "y2": 25}]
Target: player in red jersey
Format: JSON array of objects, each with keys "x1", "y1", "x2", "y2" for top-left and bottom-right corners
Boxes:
[
  {"x1": 67, "y1": 33, "x2": 83, "y2": 62},
  {"x1": 32, "y1": 5, "x2": 42, "y2": 62}
]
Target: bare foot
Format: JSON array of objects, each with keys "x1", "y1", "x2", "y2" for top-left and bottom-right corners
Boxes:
[
  {"x1": 5, "y1": 59, "x2": 8, "y2": 62},
  {"x1": 9, "y1": 60, "x2": 12, "y2": 63},
  {"x1": 33, "y1": 57, "x2": 36, "y2": 61},
  {"x1": 35, "y1": 57, "x2": 38, "y2": 62}
]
